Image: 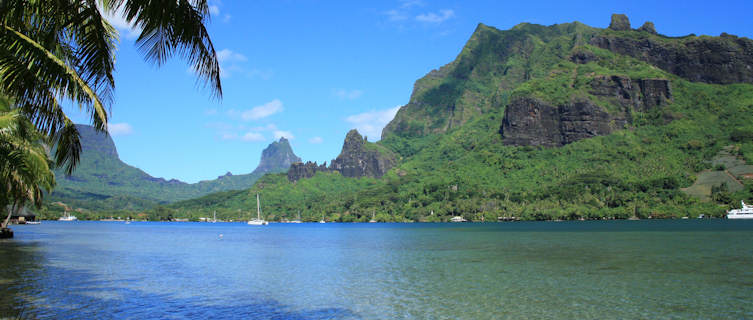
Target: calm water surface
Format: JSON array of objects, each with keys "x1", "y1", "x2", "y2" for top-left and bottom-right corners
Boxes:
[{"x1": 1, "y1": 220, "x2": 752, "y2": 319}]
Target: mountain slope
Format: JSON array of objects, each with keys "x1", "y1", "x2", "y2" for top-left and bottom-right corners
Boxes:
[
  {"x1": 162, "y1": 15, "x2": 753, "y2": 222},
  {"x1": 48, "y1": 127, "x2": 300, "y2": 211}
]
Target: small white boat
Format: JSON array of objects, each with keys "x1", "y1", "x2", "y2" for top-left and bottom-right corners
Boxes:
[
  {"x1": 450, "y1": 216, "x2": 467, "y2": 222},
  {"x1": 369, "y1": 211, "x2": 376, "y2": 223},
  {"x1": 247, "y1": 193, "x2": 268, "y2": 225},
  {"x1": 58, "y1": 212, "x2": 77, "y2": 221},
  {"x1": 727, "y1": 201, "x2": 753, "y2": 219},
  {"x1": 26, "y1": 221, "x2": 41, "y2": 225}
]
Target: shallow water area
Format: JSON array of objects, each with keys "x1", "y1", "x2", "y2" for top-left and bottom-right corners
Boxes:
[{"x1": 1, "y1": 220, "x2": 752, "y2": 319}]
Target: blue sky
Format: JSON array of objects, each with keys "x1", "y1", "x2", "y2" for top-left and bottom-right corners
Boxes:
[{"x1": 67, "y1": 0, "x2": 753, "y2": 183}]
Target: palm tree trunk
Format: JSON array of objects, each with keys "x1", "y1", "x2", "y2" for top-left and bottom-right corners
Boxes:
[{"x1": 2, "y1": 201, "x2": 18, "y2": 228}]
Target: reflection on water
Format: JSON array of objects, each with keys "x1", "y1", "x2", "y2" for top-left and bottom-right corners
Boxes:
[{"x1": 1, "y1": 220, "x2": 752, "y2": 319}]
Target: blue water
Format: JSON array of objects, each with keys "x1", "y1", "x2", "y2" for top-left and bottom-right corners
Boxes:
[{"x1": 1, "y1": 220, "x2": 752, "y2": 319}]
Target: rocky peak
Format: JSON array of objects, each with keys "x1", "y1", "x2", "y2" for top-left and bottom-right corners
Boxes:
[
  {"x1": 252, "y1": 137, "x2": 302, "y2": 174},
  {"x1": 75, "y1": 124, "x2": 119, "y2": 159},
  {"x1": 638, "y1": 21, "x2": 657, "y2": 34},
  {"x1": 287, "y1": 130, "x2": 397, "y2": 181},
  {"x1": 608, "y1": 14, "x2": 630, "y2": 31}
]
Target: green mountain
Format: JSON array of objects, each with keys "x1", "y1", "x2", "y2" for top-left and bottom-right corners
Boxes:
[
  {"x1": 47, "y1": 126, "x2": 300, "y2": 212},
  {"x1": 163, "y1": 14, "x2": 753, "y2": 222}
]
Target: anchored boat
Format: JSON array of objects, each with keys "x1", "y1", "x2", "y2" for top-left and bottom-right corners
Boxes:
[
  {"x1": 247, "y1": 193, "x2": 268, "y2": 225},
  {"x1": 727, "y1": 201, "x2": 753, "y2": 219}
]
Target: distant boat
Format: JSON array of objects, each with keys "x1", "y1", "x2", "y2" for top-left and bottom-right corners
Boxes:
[
  {"x1": 212, "y1": 211, "x2": 217, "y2": 223},
  {"x1": 290, "y1": 210, "x2": 302, "y2": 223},
  {"x1": 369, "y1": 211, "x2": 376, "y2": 223},
  {"x1": 58, "y1": 211, "x2": 77, "y2": 221},
  {"x1": 247, "y1": 193, "x2": 268, "y2": 225},
  {"x1": 727, "y1": 201, "x2": 753, "y2": 219},
  {"x1": 26, "y1": 221, "x2": 41, "y2": 225},
  {"x1": 319, "y1": 213, "x2": 326, "y2": 224},
  {"x1": 450, "y1": 216, "x2": 467, "y2": 223}
]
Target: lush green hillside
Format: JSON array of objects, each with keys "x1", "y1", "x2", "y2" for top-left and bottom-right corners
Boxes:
[
  {"x1": 148, "y1": 15, "x2": 753, "y2": 221},
  {"x1": 45, "y1": 127, "x2": 299, "y2": 212}
]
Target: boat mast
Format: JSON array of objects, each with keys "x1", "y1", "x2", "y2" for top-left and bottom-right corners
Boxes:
[{"x1": 256, "y1": 193, "x2": 261, "y2": 220}]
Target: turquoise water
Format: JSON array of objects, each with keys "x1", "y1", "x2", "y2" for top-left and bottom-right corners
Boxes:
[{"x1": 1, "y1": 220, "x2": 752, "y2": 319}]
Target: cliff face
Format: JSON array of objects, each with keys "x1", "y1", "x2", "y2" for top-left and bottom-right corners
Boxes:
[
  {"x1": 252, "y1": 137, "x2": 301, "y2": 174},
  {"x1": 287, "y1": 130, "x2": 396, "y2": 181},
  {"x1": 501, "y1": 76, "x2": 672, "y2": 147},
  {"x1": 591, "y1": 16, "x2": 753, "y2": 85},
  {"x1": 76, "y1": 124, "x2": 119, "y2": 159}
]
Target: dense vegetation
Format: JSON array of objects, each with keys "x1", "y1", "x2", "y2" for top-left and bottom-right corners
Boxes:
[{"x1": 38, "y1": 17, "x2": 753, "y2": 222}]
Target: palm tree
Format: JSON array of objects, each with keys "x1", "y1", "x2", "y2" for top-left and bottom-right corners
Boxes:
[
  {"x1": 0, "y1": 0, "x2": 222, "y2": 175},
  {"x1": 0, "y1": 105, "x2": 55, "y2": 229}
]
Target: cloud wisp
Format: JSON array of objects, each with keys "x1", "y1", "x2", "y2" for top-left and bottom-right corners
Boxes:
[
  {"x1": 108, "y1": 123, "x2": 133, "y2": 137},
  {"x1": 416, "y1": 9, "x2": 455, "y2": 23},
  {"x1": 345, "y1": 106, "x2": 401, "y2": 140},
  {"x1": 238, "y1": 99, "x2": 284, "y2": 121},
  {"x1": 308, "y1": 136, "x2": 323, "y2": 144},
  {"x1": 333, "y1": 88, "x2": 364, "y2": 100}
]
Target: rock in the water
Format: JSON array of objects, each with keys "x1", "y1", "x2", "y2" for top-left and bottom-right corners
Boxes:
[
  {"x1": 0, "y1": 227, "x2": 13, "y2": 239},
  {"x1": 638, "y1": 21, "x2": 657, "y2": 34},
  {"x1": 608, "y1": 14, "x2": 631, "y2": 31}
]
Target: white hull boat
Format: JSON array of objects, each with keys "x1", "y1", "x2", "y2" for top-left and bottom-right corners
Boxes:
[
  {"x1": 248, "y1": 193, "x2": 268, "y2": 225},
  {"x1": 727, "y1": 201, "x2": 753, "y2": 219}
]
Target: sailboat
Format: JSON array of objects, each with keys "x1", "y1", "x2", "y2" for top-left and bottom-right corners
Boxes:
[
  {"x1": 319, "y1": 213, "x2": 326, "y2": 224},
  {"x1": 290, "y1": 210, "x2": 302, "y2": 223},
  {"x1": 369, "y1": 210, "x2": 377, "y2": 223},
  {"x1": 247, "y1": 193, "x2": 268, "y2": 225},
  {"x1": 212, "y1": 211, "x2": 217, "y2": 223}
]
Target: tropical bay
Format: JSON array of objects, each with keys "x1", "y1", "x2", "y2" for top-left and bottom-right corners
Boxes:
[
  {"x1": 2, "y1": 220, "x2": 752, "y2": 319},
  {"x1": 2, "y1": 0, "x2": 753, "y2": 318}
]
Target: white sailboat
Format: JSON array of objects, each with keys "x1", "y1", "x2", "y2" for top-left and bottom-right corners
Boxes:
[
  {"x1": 319, "y1": 213, "x2": 326, "y2": 224},
  {"x1": 290, "y1": 210, "x2": 302, "y2": 223},
  {"x1": 212, "y1": 210, "x2": 217, "y2": 223},
  {"x1": 247, "y1": 193, "x2": 268, "y2": 225}
]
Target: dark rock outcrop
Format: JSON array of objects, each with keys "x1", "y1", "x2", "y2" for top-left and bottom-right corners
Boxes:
[
  {"x1": 590, "y1": 32, "x2": 753, "y2": 84},
  {"x1": 638, "y1": 22, "x2": 656, "y2": 34},
  {"x1": 287, "y1": 161, "x2": 328, "y2": 181},
  {"x1": 608, "y1": 14, "x2": 631, "y2": 31},
  {"x1": 253, "y1": 138, "x2": 301, "y2": 175},
  {"x1": 330, "y1": 130, "x2": 396, "y2": 178},
  {"x1": 588, "y1": 75, "x2": 671, "y2": 111},
  {"x1": 570, "y1": 50, "x2": 598, "y2": 64},
  {"x1": 501, "y1": 76, "x2": 671, "y2": 147},
  {"x1": 501, "y1": 97, "x2": 624, "y2": 147},
  {"x1": 287, "y1": 130, "x2": 396, "y2": 182}
]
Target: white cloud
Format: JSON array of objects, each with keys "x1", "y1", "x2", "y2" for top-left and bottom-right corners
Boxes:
[
  {"x1": 240, "y1": 99, "x2": 283, "y2": 121},
  {"x1": 345, "y1": 106, "x2": 401, "y2": 140},
  {"x1": 309, "y1": 136, "x2": 323, "y2": 144},
  {"x1": 217, "y1": 49, "x2": 247, "y2": 63},
  {"x1": 223, "y1": 14, "x2": 232, "y2": 23},
  {"x1": 100, "y1": 4, "x2": 141, "y2": 40},
  {"x1": 385, "y1": 9, "x2": 408, "y2": 21},
  {"x1": 108, "y1": 123, "x2": 133, "y2": 136},
  {"x1": 220, "y1": 133, "x2": 238, "y2": 140},
  {"x1": 242, "y1": 132, "x2": 265, "y2": 142},
  {"x1": 400, "y1": 0, "x2": 424, "y2": 8},
  {"x1": 209, "y1": 5, "x2": 220, "y2": 16},
  {"x1": 273, "y1": 130, "x2": 294, "y2": 140},
  {"x1": 416, "y1": 9, "x2": 455, "y2": 23},
  {"x1": 333, "y1": 88, "x2": 364, "y2": 100},
  {"x1": 205, "y1": 108, "x2": 218, "y2": 115}
]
